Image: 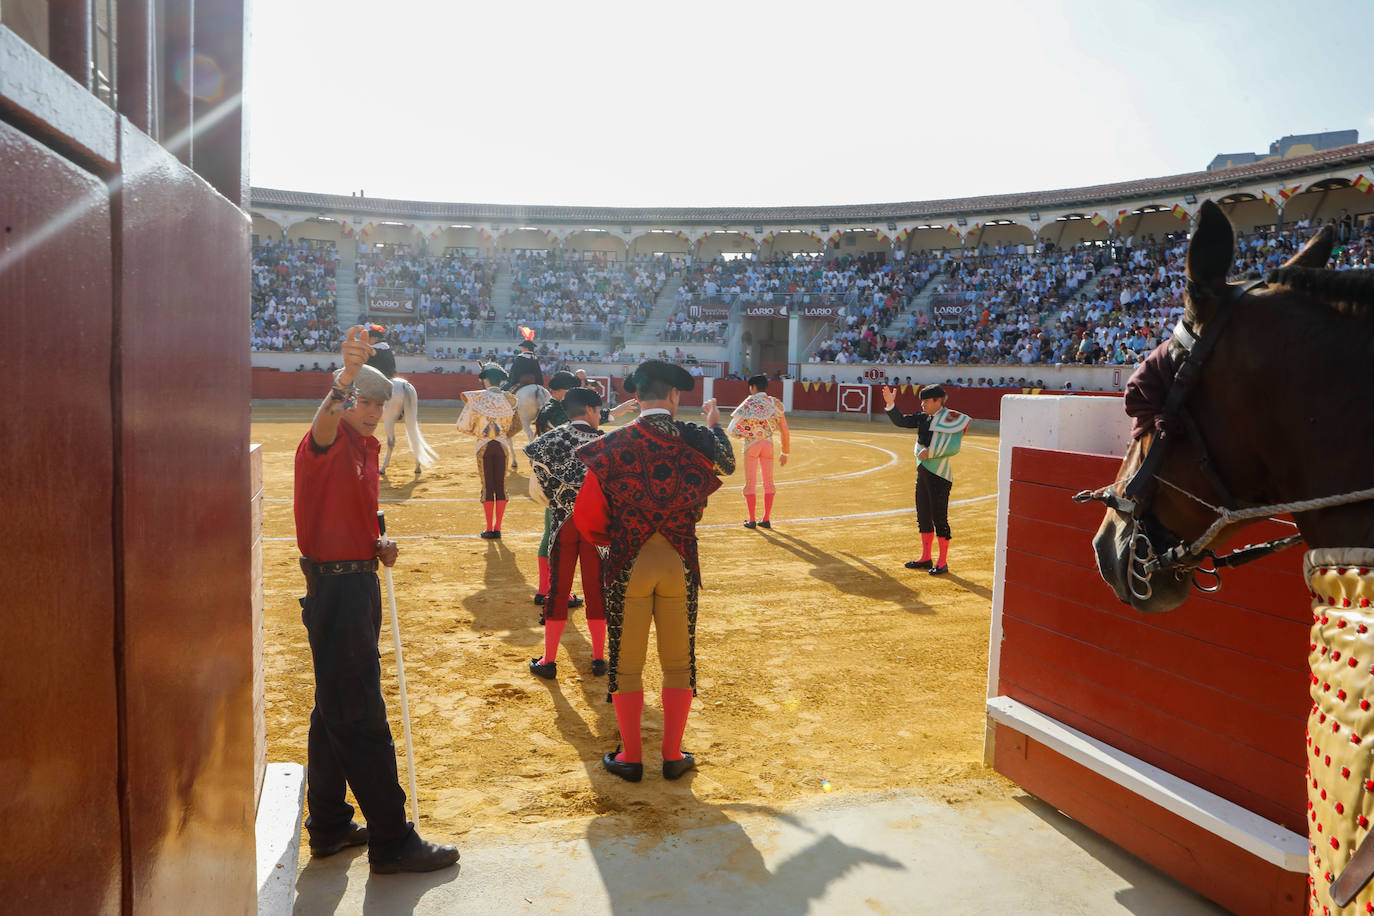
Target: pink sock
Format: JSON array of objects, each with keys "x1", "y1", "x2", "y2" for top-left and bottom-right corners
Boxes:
[
  {"x1": 538, "y1": 556, "x2": 550, "y2": 594},
  {"x1": 937, "y1": 537, "x2": 950, "y2": 567},
  {"x1": 745, "y1": 493, "x2": 757, "y2": 522},
  {"x1": 661, "y1": 688, "x2": 693, "y2": 761},
  {"x1": 588, "y1": 619, "x2": 606, "y2": 660},
  {"x1": 482, "y1": 501, "x2": 494, "y2": 530},
  {"x1": 493, "y1": 499, "x2": 508, "y2": 531},
  {"x1": 612, "y1": 691, "x2": 644, "y2": 763},
  {"x1": 763, "y1": 492, "x2": 775, "y2": 521},
  {"x1": 540, "y1": 618, "x2": 565, "y2": 665},
  {"x1": 920, "y1": 532, "x2": 934, "y2": 561}
]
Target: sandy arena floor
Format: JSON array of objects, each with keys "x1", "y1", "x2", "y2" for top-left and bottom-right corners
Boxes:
[{"x1": 255, "y1": 406, "x2": 1010, "y2": 853}]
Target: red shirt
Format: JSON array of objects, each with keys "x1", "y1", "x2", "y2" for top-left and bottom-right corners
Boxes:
[{"x1": 294, "y1": 421, "x2": 381, "y2": 561}]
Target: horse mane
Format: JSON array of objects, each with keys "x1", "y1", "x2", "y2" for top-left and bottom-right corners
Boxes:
[{"x1": 1265, "y1": 267, "x2": 1374, "y2": 319}]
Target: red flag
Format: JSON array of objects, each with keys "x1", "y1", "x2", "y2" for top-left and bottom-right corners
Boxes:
[{"x1": 1354, "y1": 175, "x2": 1373, "y2": 195}]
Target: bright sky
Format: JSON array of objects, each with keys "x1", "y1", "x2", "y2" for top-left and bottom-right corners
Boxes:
[{"x1": 248, "y1": 0, "x2": 1374, "y2": 209}]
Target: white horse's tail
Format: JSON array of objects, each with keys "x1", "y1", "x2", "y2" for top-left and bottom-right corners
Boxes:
[{"x1": 399, "y1": 378, "x2": 439, "y2": 467}]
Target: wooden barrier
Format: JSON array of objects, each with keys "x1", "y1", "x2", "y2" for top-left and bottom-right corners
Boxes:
[{"x1": 989, "y1": 396, "x2": 1309, "y2": 915}]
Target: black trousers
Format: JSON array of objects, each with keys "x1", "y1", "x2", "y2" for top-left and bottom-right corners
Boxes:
[
  {"x1": 915, "y1": 465, "x2": 953, "y2": 540},
  {"x1": 302, "y1": 571, "x2": 415, "y2": 858}
]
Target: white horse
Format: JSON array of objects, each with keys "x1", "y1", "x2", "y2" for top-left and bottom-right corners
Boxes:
[
  {"x1": 381, "y1": 377, "x2": 439, "y2": 475},
  {"x1": 510, "y1": 384, "x2": 551, "y2": 470}
]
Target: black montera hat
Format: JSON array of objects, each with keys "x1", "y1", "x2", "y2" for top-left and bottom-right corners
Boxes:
[
  {"x1": 548, "y1": 370, "x2": 580, "y2": 391},
  {"x1": 518, "y1": 339, "x2": 536, "y2": 351},
  {"x1": 919, "y1": 384, "x2": 947, "y2": 401},
  {"x1": 623, "y1": 359, "x2": 695, "y2": 395},
  {"x1": 563, "y1": 387, "x2": 603, "y2": 413}
]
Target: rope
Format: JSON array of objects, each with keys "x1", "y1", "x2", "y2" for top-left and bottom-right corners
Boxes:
[{"x1": 1156, "y1": 478, "x2": 1374, "y2": 558}]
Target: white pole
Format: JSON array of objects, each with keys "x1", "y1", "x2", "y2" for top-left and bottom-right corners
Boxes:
[{"x1": 379, "y1": 512, "x2": 420, "y2": 825}]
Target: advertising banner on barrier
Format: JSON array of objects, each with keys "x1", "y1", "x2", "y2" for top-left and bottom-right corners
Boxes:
[
  {"x1": 688, "y1": 305, "x2": 730, "y2": 319},
  {"x1": 802, "y1": 304, "x2": 841, "y2": 318},
  {"x1": 370, "y1": 296, "x2": 416, "y2": 316},
  {"x1": 743, "y1": 304, "x2": 788, "y2": 318}
]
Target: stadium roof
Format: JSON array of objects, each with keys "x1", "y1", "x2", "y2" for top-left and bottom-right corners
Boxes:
[{"x1": 250, "y1": 140, "x2": 1374, "y2": 226}]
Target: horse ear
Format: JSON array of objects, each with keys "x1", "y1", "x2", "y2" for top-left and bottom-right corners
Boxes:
[
  {"x1": 1281, "y1": 224, "x2": 1334, "y2": 269},
  {"x1": 1185, "y1": 200, "x2": 1234, "y2": 319}
]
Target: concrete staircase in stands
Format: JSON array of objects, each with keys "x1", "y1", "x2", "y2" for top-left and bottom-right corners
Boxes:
[
  {"x1": 624, "y1": 272, "x2": 685, "y2": 347},
  {"x1": 334, "y1": 242, "x2": 360, "y2": 330}
]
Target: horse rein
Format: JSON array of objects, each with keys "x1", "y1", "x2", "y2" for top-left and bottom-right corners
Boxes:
[{"x1": 1074, "y1": 277, "x2": 1311, "y2": 600}]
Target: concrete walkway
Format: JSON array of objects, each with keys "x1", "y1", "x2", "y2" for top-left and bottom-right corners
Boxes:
[{"x1": 292, "y1": 786, "x2": 1228, "y2": 915}]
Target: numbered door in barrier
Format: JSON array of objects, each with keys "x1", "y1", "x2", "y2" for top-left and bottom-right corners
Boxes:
[{"x1": 837, "y1": 384, "x2": 872, "y2": 414}]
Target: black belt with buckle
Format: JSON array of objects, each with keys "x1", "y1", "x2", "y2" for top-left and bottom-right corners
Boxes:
[
  {"x1": 299, "y1": 557, "x2": 378, "y2": 596},
  {"x1": 302, "y1": 558, "x2": 378, "y2": 576}
]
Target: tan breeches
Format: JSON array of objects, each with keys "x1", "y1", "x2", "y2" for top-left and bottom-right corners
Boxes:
[{"x1": 615, "y1": 533, "x2": 692, "y2": 694}]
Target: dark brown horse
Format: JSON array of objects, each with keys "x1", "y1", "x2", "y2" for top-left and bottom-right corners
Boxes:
[{"x1": 1090, "y1": 199, "x2": 1374, "y2": 614}]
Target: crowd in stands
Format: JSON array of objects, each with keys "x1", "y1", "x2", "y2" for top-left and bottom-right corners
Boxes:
[
  {"x1": 356, "y1": 249, "x2": 497, "y2": 328},
  {"x1": 252, "y1": 214, "x2": 1372, "y2": 372},
  {"x1": 504, "y1": 251, "x2": 669, "y2": 340},
  {"x1": 250, "y1": 241, "x2": 340, "y2": 352}
]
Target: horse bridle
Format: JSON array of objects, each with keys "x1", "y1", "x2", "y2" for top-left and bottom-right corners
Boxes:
[{"x1": 1075, "y1": 278, "x2": 1306, "y2": 600}]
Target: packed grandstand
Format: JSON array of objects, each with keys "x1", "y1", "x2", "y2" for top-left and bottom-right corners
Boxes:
[{"x1": 250, "y1": 139, "x2": 1374, "y2": 390}]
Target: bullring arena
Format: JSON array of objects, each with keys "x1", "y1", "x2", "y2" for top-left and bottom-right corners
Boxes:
[{"x1": 9, "y1": 9, "x2": 1374, "y2": 909}]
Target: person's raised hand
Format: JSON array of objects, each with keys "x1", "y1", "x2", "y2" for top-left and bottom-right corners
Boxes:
[
  {"x1": 340, "y1": 325, "x2": 375, "y2": 385},
  {"x1": 702, "y1": 398, "x2": 720, "y2": 427},
  {"x1": 881, "y1": 386, "x2": 897, "y2": 410}
]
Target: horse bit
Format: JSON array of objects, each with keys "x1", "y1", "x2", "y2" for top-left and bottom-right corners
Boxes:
[{"x1": 1074, "y1": 277, "x2": 1374, "y2": 601}]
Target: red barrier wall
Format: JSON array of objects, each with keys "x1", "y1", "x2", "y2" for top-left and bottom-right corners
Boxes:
[
  {"x1": 997, "y1": 445, "x2": 1309, "y2": 913},
  {"x1": 788, "y1": 383, "x2": 1116, "y2": 420}
]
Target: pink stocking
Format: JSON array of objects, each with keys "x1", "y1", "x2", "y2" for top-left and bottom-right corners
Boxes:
[
  {"x1": 920, "y1": 531, "x2": 934, "y2": 562},
  {"x1": 588, "y1": 619, "x2": 607, "y2": 660},
  {"x1": 745, "y1": 493, "x2": 757, "y2": 522},
  {"x1": 493, "y1": 499, "x2": 508, "y2": 531},
  {"x1": 612, "y1": 692, "x2": 644, "y2": 763},
  {"x1": 661, "y1": 688, "x2": 693, "y2": 761},
  {"x1": 482, "y1": 501, "x2": 495, "y2": 531},
  {"x1": 937, "y1": 537, "x2": 950, "y2": 567},
  {"x1": 763, "y1": 492, "x2": 775, "y2": 521},
  {"x1": 540, "y1": 618, "x2": 565, "y2": 666}
]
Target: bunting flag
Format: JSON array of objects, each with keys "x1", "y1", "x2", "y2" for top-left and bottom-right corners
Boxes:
[
  {"x1": 1354, "y1": 174, "x2": 1373, "y2": 195},
  {"x1": 873, "y1": 229, "x2": 890, "y2": 243},
  {"x1": 1171, "y1": 204, "x2": 1189, "y2": 221},
  {"x1": 895, "y1": 227, "x2": 910, "y2": 242},
  {"x1": 801, "y1": 381, "x2": 813, "y2": 392},
  {"x1": 762, "y1": 231, "x2": 776, "y2": 245},
  {"x1": 946, "y1": 224, "x2": 961, "y2": 238},
  {"x1": 1090, "y1": 213, "x2": 1107, "y2": 228},
  {"x1": 1114, "y1": 209, "x2": 1130, "y2": 227},
  {"x1": 826, "y1": 230, "x2": 843, "y2": 245},
  {"x1": 361, "y1": 222, "x2": 376, "y2": 235},
  {"x1": 1277, "y1": 183, "x2": 1303, "y2": 201},
  {"x1": 519, "y1": 326, "x2": 535, "y2": 341},
  {"x1": 1261, "y1": 189, "x2": 1278, "y2": 207},
  {"x1": 340, "y1": 221, "x2": 355, "y2": 237}
]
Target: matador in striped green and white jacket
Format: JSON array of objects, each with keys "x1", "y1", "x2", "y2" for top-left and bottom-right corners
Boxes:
[{"x1": 884, "y1": 384, "x2": 970, "y2": 574}]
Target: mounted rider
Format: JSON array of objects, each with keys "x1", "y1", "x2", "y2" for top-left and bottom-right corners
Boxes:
[{"x1": 506, "y1": 338, "x2": 544, "y2": 391}]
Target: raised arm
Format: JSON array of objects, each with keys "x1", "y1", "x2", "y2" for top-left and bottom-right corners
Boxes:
[{"x1": 310, "y1": 325, "x2": 372, "y2": 449}]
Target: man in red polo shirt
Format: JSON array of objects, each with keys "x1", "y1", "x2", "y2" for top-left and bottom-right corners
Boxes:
[{"x1": 294, "y1": 325, "x2": 458, "y2": 874}]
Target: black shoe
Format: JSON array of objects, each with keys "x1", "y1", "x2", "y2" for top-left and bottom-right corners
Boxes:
[
  {"x1": 534, "y1": 593, "x2": 546, "y2": 606},
  {"x1": 663, "y1": 752, "x2": 696, "y2": 781},
  {"x1": 928, "y1": 564, "x2": 949, "y2": 576},
  {"x1": 758, "y1": 520, "x2": 771, "y2": 529},
  {"x1": 568, "y1": 594, "x2": 584, "y2": 609},
  {"x1": 538, "y1": 612, "x2": 545, "y2": 626},
  {"x1": 905, "y1": 559, "x2": 933, "y2": 570},
  {"x1": 479, "y1": 530, "x2": 497, "y2": 540},
  {"x1": 529, "y1": 657, "x2": 557, "y2": 679},
  {"x1": 491, "y1": 530, "x2": 501, "y2": 539},
  {"x1": 369, "y1": 837, "x2": 460, "y2": 874},
  {"x1": 309, "y1": 822, "x2": 368, "y2": 858},
  {"x1": 603, "y1": 750, "x2": 643, "y2": 782},
  {"x1": 743, "y1": 521, "x2": 757, "y2": 529},
  {"x1": 591, "y1": 658, "x2": 607, "y2": 676}
]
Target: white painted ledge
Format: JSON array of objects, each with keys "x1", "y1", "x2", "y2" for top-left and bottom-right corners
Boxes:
[
  {"x1": 987, "y1": 696, "x2": 1307, "y2": 872},
  {"x1": 256, "y1": 762, "x2": 306, "y2": 915}
]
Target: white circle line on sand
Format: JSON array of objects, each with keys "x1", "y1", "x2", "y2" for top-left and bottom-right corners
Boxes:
[
  {"x1": 262, "y1": 493, "x2": 997, "y2": 542},
  {"x1": 264, "y1": 433, "x2": 902, "y2": 501}
]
